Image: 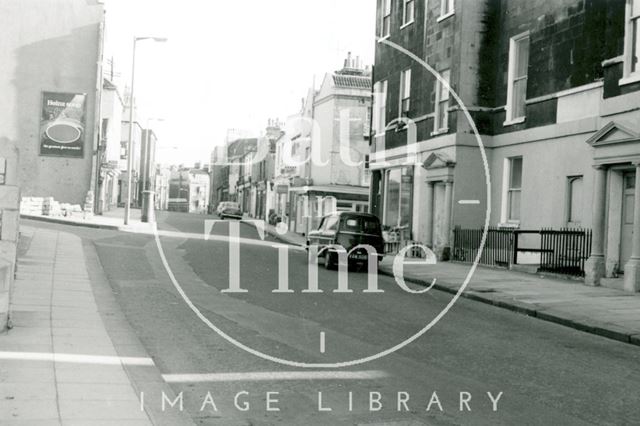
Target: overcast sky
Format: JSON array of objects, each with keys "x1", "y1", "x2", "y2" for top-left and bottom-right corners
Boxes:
[{"x1": 103, "y1": 0, "x2": 375, "y2": 166}]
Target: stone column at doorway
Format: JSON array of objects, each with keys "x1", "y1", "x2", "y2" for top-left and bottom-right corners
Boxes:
[
  {"x1": 424, "y1": 182, "x2": 434, "y2": 247},
  {"x1": 623, "y1": 162, "x2": 640, "y2": 292},
  {"x1": 442, "y1": 179, "x2": 453, "y2": 260},
  {"x1": 585, "y1": 165, "x2": 607, "y2": 286}
]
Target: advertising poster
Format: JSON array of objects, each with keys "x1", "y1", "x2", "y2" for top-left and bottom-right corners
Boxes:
[{"x1": 40, "y1": 91, "x2": 87, "y2": 158}]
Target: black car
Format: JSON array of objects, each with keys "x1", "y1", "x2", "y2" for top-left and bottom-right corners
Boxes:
[{"x1": 306, "y1": 212, "x2": 384, "y2": 270}]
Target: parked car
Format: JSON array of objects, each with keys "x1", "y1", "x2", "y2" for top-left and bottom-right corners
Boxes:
[
  {"x1": 306, "y1": 212, "x2": 384, "y2": 270},
  {"x1": 216, "y1": 201, "x2": 231, "y2": 215},
  {"x1": 218, "y1": 202, "x2": 243, "y2": 220}
]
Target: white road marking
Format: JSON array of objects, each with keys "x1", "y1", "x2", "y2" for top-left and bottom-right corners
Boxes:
[
  {"x1": 0, "y1": 351, "x2": 155, "y2": 366},
  {"x1": 458, "y1": 199, "x2": 480, "y2": 205},
  {"x1": 320, "y1": 331, "x2": 325, "y2": 353},
  {"x1": 162, "y1": 370, "x2": 389, "y2": 383},
  {"x1": 126, "y1": 227, "x2": 306, "y2": 251}
]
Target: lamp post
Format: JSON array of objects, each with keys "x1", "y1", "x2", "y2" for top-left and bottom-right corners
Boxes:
[{"x1": 124, "y1": 36, "x2": 167, "y2": 225}]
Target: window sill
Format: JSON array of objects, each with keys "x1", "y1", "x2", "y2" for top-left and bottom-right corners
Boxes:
[
  {"x1": 619, "y1": 73, "x2": 640, "y2": 87},
  {"x1": 377, "y1": 35, "x2": 390, "y2": 43},
  {"x1": 503, "y1": 117, "x2": 525, "y2": 127},
  {"x1": 437, "y1": 11, "x2": 455, "y2": 23},
  {"x1": 430, "y1": 128, "x2": 449, "y2": 136},
  {"x1": 400, "y1": 20, "x2": 414, "y2": 30},
  {"x1": 498, "y1": 221, "x2": 520, "y2": 230}
]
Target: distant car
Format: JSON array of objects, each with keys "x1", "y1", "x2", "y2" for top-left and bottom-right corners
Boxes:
[
  {"x1": 306, "y1": 212, "x2": 384, "y2": 270},
  {"x1": 218, "y1": 202, "x2": 243, "y2": 220},
  {"x1": 216, "y1": 202, "x2": 230, "y2": 215}
]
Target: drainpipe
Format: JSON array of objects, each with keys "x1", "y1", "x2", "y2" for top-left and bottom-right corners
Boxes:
[{"x1": 91, "y1": 13, "x2": 105, "y2": 214}]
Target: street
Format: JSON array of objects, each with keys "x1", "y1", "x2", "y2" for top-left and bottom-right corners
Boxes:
[{"x1": 22, "y1": 212, "x2": 640, "y2": 426}]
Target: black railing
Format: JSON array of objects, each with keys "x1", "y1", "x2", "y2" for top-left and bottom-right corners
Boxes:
[
  {"x1": 452, "y1": 226, "x2": 592, "y2": 277},
  {"x1": 539, "y1": 228, "x2": 592, "y2": 277},
  {"x1": 452, "y1": 227, "x2": 514, "y2": 267}
]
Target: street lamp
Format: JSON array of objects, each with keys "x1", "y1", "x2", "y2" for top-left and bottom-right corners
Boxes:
[{"x1": 124, "y1": 36, "x2": 168, "y2": 225}]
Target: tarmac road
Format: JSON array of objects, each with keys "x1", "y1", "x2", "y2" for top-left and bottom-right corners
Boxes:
[{"x1": 23, "y1": 212, "x2": 640, "y2": 425}]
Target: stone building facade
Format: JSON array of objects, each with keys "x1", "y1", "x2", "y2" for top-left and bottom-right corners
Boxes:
[
  {"x1": 0, "y1": 0, "x2": 104, "y2": 205},
  {"x1": 371, "y1": 0, "x2": 640, "y2": 290}
]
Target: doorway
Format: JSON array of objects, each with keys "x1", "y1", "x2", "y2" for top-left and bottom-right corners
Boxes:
[
  {"x1": 432, "y1": 182, "x2": 446, "y2": 249},
  {"x1": 620, "y1": 172, "x2": 636, "y2": 270}
]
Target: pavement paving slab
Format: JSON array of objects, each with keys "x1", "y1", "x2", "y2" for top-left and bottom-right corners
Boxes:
[
  {"x1": 0, "y1": 227, "x2": 155, "y2": 425},
  {"x1": 379, "y1": 258, "x2": 640, "y2": 346}
]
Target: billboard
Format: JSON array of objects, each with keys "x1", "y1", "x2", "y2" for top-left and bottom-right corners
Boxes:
[{"x1": 40, "y1": 91, "x2": 87, "y2": 158}]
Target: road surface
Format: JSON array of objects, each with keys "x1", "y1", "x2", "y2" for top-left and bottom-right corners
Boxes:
[{"x1": 23, "y1": 211, "x2": 640, "y2": 425}]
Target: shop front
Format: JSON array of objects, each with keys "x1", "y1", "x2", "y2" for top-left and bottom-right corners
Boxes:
[{"x1": 288, "y1": 185, "x2": 369, "y2": 235}]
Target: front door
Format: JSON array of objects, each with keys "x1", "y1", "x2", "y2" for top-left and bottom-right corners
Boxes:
[
  {"x1": 432, "y1": 182, "x2": 446, "y2": 249},
  {"x1": 620, "y1": 172, "x2": 636, "y2": 270}
]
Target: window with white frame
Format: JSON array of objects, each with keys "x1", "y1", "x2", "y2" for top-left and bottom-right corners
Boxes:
[
  {"x1": 507, "y1": 157, "x2": 523, "y2": 222},
  {"x1": 373, "y1": 80, "x2": 388, "y2": 134},
  {"x1": 505, "y1": 33, "x2": 530, "y2": 123},
  {"x1": 567, "y1": 176, "x2": 583, "y2": 226},
  {"x1": 402, "y1": 0, "x2": 414, "y2": 26},
  {"x1": 400, "y1": 68, "x2": 411, "y2": 116},
  {"x1": 440, "y1": 0, "x2": 454, "y2": 18},
  {"x1": 434, "y1": 69, "x2": 450, "y2": 132},
  {"x1": 381, "y1": 0, "x2": 392, "y2": 38},
  {"x1": 384, "y1": 167, "x2": 413, "y2": 228},
  {"x1": 623, "y1": 0, "x2": 640, "y2": 80}
]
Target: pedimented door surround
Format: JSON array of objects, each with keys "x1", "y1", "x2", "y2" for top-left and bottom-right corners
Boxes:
[
  {"x1": 422, "y1": 152, "x2": 455, "y2": 260},
  {"x1": 584, "y1": 121, "x2": 640, "y2": 291}
]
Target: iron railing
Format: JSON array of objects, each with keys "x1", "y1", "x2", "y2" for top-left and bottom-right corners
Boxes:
[
  {"x1": 452, "y1": 226, "x2": 592, "y2": 277},
  {"x1": 539, "y1": 228, "x2": 592, "y2": 277},
  {"x1": 452, "y1": 227, "x2": 514, "y2": 267}
]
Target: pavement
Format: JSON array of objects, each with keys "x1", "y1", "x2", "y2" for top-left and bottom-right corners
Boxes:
[
  {"x1": 378, "y1": 257, "x2": 640, "y2": 346},
  {"x1": 21, "y1": 207, "x2": 156, "y2": 233},
  {"x1": 22, "y1": 209, "x2": 640, "y2": 349},
  {"x1": 261, "y1": 220, "x2": 640, "y2": 348},
  {"x1": 262, "y1": 221, "x2": 306, "y2": 247},
  {"x1": 8, "y1": 212, "x2": 640, "y2": 424},
  {"x1": 0, "y1": 225, "x2": 192, "y2": 425}
]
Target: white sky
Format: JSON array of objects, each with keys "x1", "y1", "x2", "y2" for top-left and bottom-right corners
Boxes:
[{"x1": 103, "y1": 0, "x2": 375, "y2": 166}]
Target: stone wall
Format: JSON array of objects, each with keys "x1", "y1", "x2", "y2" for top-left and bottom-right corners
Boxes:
[{"x1": 0, "y1": 146, "x2": 20, "y2": 331}]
